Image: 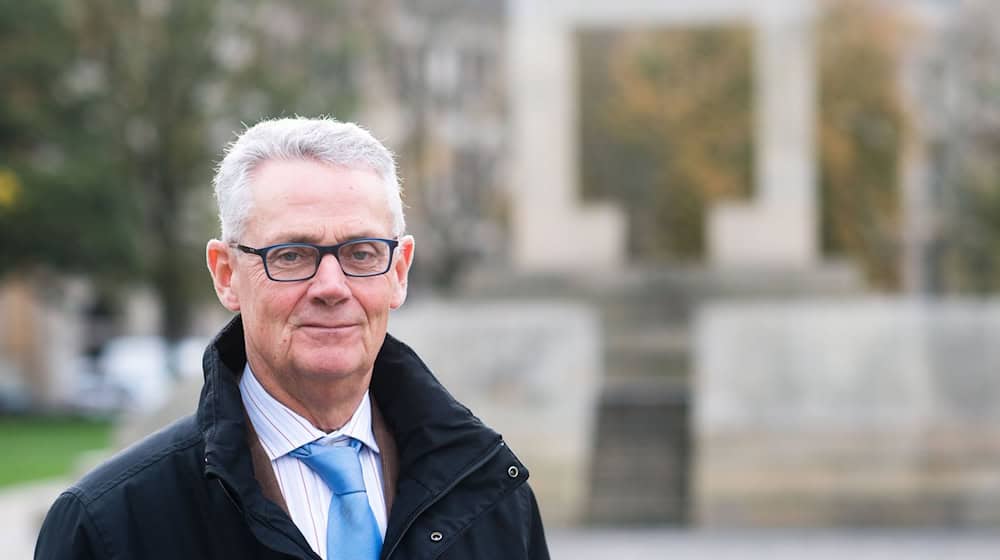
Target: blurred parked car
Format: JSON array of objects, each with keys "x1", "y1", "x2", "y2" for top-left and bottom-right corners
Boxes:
[
  {"x1": 64, "y1": 336, "x2": 208, "y2": 416},
  {"x1": 98, "y1": 336, "x2": 172, "y2": 413},
  {"x1": 0, "y1": 364, "x2": 33, "y2": 415}
]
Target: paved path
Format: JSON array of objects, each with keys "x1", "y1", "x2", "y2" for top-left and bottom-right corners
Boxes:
[
  {"x1": 0, "y1": 479, "x2": 66, "y2": 560},
  {"x1": 547, "y1": 528, "x2": 1000, "y2": 559},
  {"x1": 8, "y1": 481, "x2": 1000, "y2": 559}
]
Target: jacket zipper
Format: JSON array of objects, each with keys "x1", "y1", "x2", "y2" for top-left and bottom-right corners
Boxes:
[
  {"x1": 217, "y1": 479, "x2": 242, "y2": 512},
  {"x1": 381, "y1": 440, "x2": 506, "y2": 560}
]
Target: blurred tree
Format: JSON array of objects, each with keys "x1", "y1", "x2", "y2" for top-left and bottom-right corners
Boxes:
[
  {"x1": 0, "y1": 0, "x2": 385, "y2": 347},
  {"x1": 382, "y1": 1, "x2": 507, "y2": 291},
  {"x1": 579, "y1": 27, "x2": 753, "y2": 259},
  {"x1": 216, "y1": 0, "x2": 389, "y2": 120},
  {"x1": 918, "y1": 0, "x2": 1000, "y2": 293},
  {"x1": 818, "y1": 0, "x2": 908, "y2": 289},
  {"x1": 0, "y1": 0, "x2": 140, "y2": 280},
  {"x1": 64, "y1": 0, "x2": 224, "y2": 345}
]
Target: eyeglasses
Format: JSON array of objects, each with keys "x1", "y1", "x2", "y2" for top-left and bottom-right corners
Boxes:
[{"x1": 233, "y1": 238, "x2": 399, "y2": 281}]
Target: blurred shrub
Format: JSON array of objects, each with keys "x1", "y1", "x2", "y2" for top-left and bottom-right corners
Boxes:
[
  {"x1": 818, "y1": 0, "x2": 908, "y2": 289},
  {"x1": 578, "y1": 26, "x2": 753, "y2": 260},
  {"x1": 918, "y1": 0, "x2": 1000, "y2": 293}
]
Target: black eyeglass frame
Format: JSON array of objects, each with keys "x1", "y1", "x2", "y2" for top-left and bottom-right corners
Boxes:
[{"x1": 232, "y1": 238, "x2": 400, "y2": 281}]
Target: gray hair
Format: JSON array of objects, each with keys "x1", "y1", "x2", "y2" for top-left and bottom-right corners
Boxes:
[{"x1": 213, "y1": 116, "x2": 404, "y2": 242}]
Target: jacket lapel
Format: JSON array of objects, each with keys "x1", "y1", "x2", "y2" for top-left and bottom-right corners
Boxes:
[
  {"x1": 241, "y1": 376, "x2": 400, "y2": 521},
  {"x1": 244, "y1": 413, "x2": 290, "y2": 516},
  {"x1": 372, "y1": 397, "x2": 399, "y2": 516}
]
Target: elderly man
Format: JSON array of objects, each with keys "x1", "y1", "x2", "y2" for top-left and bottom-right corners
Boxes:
[{"x1": 35, "y1": 117, "x2": 549, "y2": 559}]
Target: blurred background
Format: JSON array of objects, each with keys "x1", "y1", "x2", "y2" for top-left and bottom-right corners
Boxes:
[{"x1": 3, "y1": 0, "x2": 1000, "y2": 557}]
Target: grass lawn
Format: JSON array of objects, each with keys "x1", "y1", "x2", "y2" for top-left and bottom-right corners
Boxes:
[{"x1": 0, "y1": 416, "x2": 114, "y2": 488}]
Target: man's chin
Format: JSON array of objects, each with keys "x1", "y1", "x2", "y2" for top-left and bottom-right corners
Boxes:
[
  {"x1": 294, "y1": 353, "x2": 369, "y2": 380},
  {"x1": 289, "y1": 330, "x2": 374, "y2": 380},
  {"x1": 294, "y1": 326, "x2": 365, "y2": 355}
]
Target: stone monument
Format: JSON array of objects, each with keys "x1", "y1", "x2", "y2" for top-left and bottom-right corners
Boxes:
[{"x1": 509, "y1": 0, "x2": 819, "y2": 270}]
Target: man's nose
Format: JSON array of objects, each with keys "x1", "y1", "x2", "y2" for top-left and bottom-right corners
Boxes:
[{"x1": 308, "y1": 253, "x2": 351, "y2": 299}]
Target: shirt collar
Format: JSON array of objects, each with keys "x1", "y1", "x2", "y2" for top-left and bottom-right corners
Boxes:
[{"x1": 239, "y1": 362, "x2": 380, "y2": 461}]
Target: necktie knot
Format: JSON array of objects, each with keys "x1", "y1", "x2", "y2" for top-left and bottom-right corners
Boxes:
[{"x1": 290, "y1": 438, "x2": 366, "y2": 496}]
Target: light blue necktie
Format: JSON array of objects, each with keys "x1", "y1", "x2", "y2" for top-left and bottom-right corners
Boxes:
[{"x1": 290, "y1": 438, "x2": 382, "y2": 559}]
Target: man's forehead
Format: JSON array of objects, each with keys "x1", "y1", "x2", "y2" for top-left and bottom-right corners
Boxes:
[
  {"x1": 249, "y1": 159, "x2": 385, "y2": 197},
  {"x1": 245, "y1": 200, "x2": 393, "y2": 243},
  {"x1": 241, "y1": 158, "x2": 395, "y2": 240}
]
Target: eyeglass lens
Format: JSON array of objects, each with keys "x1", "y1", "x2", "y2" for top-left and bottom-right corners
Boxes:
[{"x1": 265, "y1": 240, "x2": 391, "y2": 280}]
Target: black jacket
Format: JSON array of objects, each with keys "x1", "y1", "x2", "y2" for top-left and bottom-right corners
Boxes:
[{"x1": 35, "y1": 317, "x2": 549, "y2": 559}]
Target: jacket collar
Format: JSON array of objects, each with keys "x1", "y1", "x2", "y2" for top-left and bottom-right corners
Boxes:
[
  {"x1": 198, "y1": 316, "x2": 315, "y2": 558},
  {"x1": 197, "y1": 314, "x2": 251, "y2": 487},
  {"x1": 370, "y1": 333, "x2": 501, "y2": 492}
]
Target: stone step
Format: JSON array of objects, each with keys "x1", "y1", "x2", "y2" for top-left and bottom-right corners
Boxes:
[
  {"x1": 604, "y1": 325, "x2": 691, "y2": 378},
  {"x1": 588, "y1": 380, "x2": 691, "y2": 525},
  {"x1": 600, "y1": 300, "x2": 691, "y2": 328},
  {"x1": 605, "y1": 349, "x2": 688, "y2": 379},
  {"x1": 606, "y1": 325, "x2": 690, "y2": 354},
  {"x1": 460, "y1": 263, "x2": 865, "y2": 328},
  {"x1": 460, "y1": 262, "x2": 864, "y2": 302}
]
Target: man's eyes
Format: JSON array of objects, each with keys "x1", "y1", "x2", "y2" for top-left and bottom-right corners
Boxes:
[
  {"x1": 270, "y1": 246, "x2": 313, "y2": 263},
  {"x1": 346, "y1": 244, "x2": 378, "y2": 261}
]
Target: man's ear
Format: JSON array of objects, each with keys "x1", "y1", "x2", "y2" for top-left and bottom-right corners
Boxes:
[
  {"x1": 207, "y1": 239, "x2": 241, "y2": 312},
  {"x1": 389, "y1": 235, "x2": 415, "y2": 310}
]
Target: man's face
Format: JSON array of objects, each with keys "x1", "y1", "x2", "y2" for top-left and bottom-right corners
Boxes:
[{"x1": 211, "y1": 158, "x2": 413, "y2": 387}]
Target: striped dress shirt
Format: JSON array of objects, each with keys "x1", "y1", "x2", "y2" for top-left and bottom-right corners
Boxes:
[{"x1": 239, "y1": 364, "x2": 387, "y2": 559}]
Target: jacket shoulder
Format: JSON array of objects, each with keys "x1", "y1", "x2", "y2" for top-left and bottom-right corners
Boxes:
[
  {"x1": 36, "y1": 416, "x2": 206, "y2": 559},
  {"x1": 67, "y1": 414, "x2": 203, "y2": 506}
]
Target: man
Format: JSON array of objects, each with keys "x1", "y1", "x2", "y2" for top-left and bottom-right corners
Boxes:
[{"x1": 35, "y1": 117, "x2": 549, "y2": 559}]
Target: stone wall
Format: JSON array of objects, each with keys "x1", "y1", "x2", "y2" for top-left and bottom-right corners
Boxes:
[{"x1": 694, "y1": 299, "x2": 1000, "y2": 526}]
